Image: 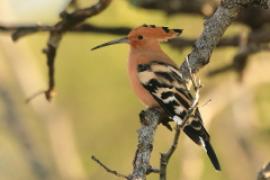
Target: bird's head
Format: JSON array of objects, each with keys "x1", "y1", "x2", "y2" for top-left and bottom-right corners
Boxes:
[{"x1": 91, "y1": 24, "x2": 183, "y2": 50}]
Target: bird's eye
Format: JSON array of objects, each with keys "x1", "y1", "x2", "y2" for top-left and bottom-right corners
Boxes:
[{"x1": 137, "y1": 35, "x2": 144, "y2": 40}]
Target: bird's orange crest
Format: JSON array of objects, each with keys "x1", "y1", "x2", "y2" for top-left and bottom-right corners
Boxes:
[{"x1": 128, "y1": 24, "x2": 183, "y2": 42}]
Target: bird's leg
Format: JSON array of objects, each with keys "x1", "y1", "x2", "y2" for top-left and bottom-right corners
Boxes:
[
  {"x1": 160, "y1": 117, "x2": 173, "y2": 131},
  {"x1": 141, "y1": 107, "x2": 173, "y2": 131},
  {"x1": 155, "y1": 107, "x2": 173, "y2": 131}
]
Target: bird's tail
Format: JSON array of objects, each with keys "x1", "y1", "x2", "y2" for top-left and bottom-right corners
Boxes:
[
  {"x1": 203, "y1": 139, "x2": 221, "y2": 171},
  {"x1": 183, "y1": 115, "x2": 221, "y2": 171}
]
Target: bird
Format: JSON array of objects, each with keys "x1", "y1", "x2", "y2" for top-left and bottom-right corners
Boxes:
[{"x1": 91, "y1": 24, "x2": 221, "y2": 171}]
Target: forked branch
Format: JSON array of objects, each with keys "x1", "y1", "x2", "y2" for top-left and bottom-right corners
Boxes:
[
  {"x1": 5, "y1": 0, "x2": 112, "y2": 102},
  {"x1": 160, "y1": 63, "x2": 201, "y2": 180}
]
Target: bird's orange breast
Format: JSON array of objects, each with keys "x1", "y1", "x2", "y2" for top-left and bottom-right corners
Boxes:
[
  {"x1": 127, "y1": 44, "x2": 176, "y2": 107},
  {"x1": 128, "y1": 56, "x2": 158, "y2": 107}
]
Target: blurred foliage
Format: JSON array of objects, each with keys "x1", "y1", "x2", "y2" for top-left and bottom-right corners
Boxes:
[{"x1": 0, "y1": 0, "x2": 270, "y2": 180}]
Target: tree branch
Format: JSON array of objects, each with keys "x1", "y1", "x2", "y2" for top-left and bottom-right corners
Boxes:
[
  {"x1": 169, "y1": 27, "x2": 270, "y2": 50},
  {"x1": 91, "y1": 155, "x2": 128, "y2": 179},
  {"x1": 207, "y1": 43, "x2": 270, "y2": 79},
  {"x1": 129, "y1": 0, "x2": 270, "y2": 179},
  {"x1": 160, "y1": 74, "x2": 200, "y2": 180},
  {"x1": 160, "y1": 125, "x2": 181, "y2": 180},
  {"x1": 129, "y1": 0, "x2": 217, "y2": 16},
  {"x1": 179, "y1": 0, "x2": 270, "y2": 80},
  {"x1": 1, "y1": 0, "x2": 112, "y2": 102},
  {"x1": 0, "y1": 23, "x2": 130, "y2": 40},
  {"x1": 92, "y1": 107, "x2": 162, "y2": 180},
  {"x1": 42, "y1": 0, "x2": 112, "y2": 101},
  {"x1": 1, "y1": 0, "x2": 270, "y2": 179},
  {"x1": 129, "y1": 0, "x2": 270, "y2": 29},
  {"x1": 0, "y1": 0, "x2": 269, "y2": 101},
  {"x1": 130, "y1": 107, "x2": 162, "y2": 180}
]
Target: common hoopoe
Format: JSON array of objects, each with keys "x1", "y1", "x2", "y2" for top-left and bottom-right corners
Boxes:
[{"x1": 92, "y1": 24, "x2": 221, "y2": 171}]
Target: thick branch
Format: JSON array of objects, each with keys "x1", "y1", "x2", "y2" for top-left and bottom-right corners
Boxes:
[
  {"x1": 179, "y1": 0, "x2": 270, "y2": 80},
  {"x1": 169, "y1": 27, "x2": 270, "y2": 50},
  {"x1": 130, "y1": 0, "x2": 270, "y2": 179},
  {"x1": 130, "y1": 107, "x2": 162, "y2": 180},
  {"x1": 43, "y1": 0, "x2": 112, "y2": 101},
  {"x1": 130, "y1": 1, "x2": 270, "y2": 179},
  {"x1": 1, "y1": 0, "x2": 270, "y2": 179},
  {"x1": 91, "y1": 156, "x2": 128, "y2": 179}
]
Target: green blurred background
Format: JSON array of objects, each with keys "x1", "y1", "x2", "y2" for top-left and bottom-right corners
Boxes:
[{"x1": 0, "y1": 0, "x2": 270, "y2": 179}]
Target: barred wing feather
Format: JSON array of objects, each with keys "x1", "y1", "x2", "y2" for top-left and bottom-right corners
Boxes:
[{"x1": 137, "y1": 61, "x2": 221, "y2": 171}]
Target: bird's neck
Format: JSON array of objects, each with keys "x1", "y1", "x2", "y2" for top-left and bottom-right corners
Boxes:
[{"x1": 128, "y1": 44, "x2": 176, "y2": 65}]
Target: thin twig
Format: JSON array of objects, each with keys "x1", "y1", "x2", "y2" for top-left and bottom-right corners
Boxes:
[
  {"x1": 160, "y1": 125, "x2": 181, "y2": 180},
  {"x1": 40, "y1": 0, "x2": 112, "y2": 101},
  {"x1": 207, "y1": 43, "x2": 270, "y2": 79},
  {"x1": 0, "y1": 0, "x2": 269, "y2": 102},
  {"x1": 1, "y1": 1, "x2": 270, "y2": 180},
  {"x1": 91, "y1": 155, "x2": 128, "y2": 179},
  {"x1": 179, "y1": 0, "x2": 270, "y2": 80},
  {"x1": 42, "y1": 31, "x2": 61, "y2": 101},
  {"x1": 92, "y1": 108, "x2": 162, "y2": 180},
  {"x1": 4, "y1": 0, "x2": 111, "y2": 102},
  {"x1": 25, "y1": 89, "x2": 48, "y2": 104},
  {"x1": 146, "y1": 167, "x2": 160, "y2": 174},
  {"x1": 160, "y1": 99, "x2": 199, "y2": 180},
  {"x1": 160, "y1": 58, "x2": 201, "y2": 180},
  {"x1": 159, "y1": 1, "x2": 270, "y2": 178}
]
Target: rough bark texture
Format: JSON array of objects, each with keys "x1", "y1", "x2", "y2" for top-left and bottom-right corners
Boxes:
[
  {"x1": 130, "y1": 108, "x2": 162, "y2": 180},
  {"x1": 1, "y1": 0, "x2": 270, "y2": 179},
  {"x1": 132, "y1": 0, "x2": 270, "y2": 179},
  {"x1": 180, "y1": 0, "x2": 270, "y2": 79}
]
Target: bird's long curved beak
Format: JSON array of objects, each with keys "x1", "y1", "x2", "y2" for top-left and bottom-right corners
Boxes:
[{"x1": 91, "y1": 37, "x2": 128, "y2": 50}]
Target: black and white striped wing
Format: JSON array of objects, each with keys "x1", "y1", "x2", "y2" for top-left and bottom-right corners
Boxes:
[
  {"x1": 137, "y1": 61, "x2": 221, "y2": 171},
  {"x1": 137, "y1": 61, "x2": 193, "y2": 125}
]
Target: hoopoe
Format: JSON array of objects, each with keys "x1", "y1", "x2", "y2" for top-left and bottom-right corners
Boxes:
[{"x1": 92, "y1": 24, "x2": 221, "y2": 171}]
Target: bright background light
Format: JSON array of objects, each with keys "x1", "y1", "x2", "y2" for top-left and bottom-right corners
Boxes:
[{"x1": 0, "y1": 0, "x2": 71, "y2": 23}]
